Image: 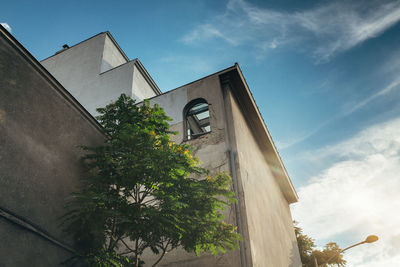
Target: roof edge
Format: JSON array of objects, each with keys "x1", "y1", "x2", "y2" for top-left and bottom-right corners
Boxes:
[
  {"x1": 40, "y1": 31, "x2": 130, "y2": 63},
  {"x1": 40, "y1": 31, "x2": 107, "y2": 62},
  {"x1": 144, "y1": 65, "x2": 237, "y2": 103},
  {"x1": 132, "y1": 58, "x2": 162, "y2": 95},
  {"x1": 104, "y1": 31, "x2": 129, "y2": 62},
  {"x1": 0, "y1": 24, "x2": 104, "y2": 134},
  {"x1": 222, "y1": 64, "x2": 298, "y2": 203}
]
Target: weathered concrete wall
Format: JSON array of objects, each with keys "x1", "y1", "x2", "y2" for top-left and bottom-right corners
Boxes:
[
  {"x1": 0, "y1": 30, "x2": 104, "y2": 266},
  {"x1": 226, "y1": 89, "x2": 301, "y2": 267},
  {"x1": 145, "y1": 75, "x2": 241, "y2": 267},
  {"x1": 41, "y1": 33, "x2": 158, "y2": 116},
  {"x1": 147, "y1": 70, "x2": 301, "y2": 267}
]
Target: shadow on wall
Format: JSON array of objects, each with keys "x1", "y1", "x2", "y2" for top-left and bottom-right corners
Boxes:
[{"x1": 289, "y1": 240, "x2": 302, "y2": 267}]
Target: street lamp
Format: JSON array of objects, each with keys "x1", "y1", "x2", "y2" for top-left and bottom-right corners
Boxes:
[{"x1": 314, "y1": 235, "x2": 379, "y2": 267}]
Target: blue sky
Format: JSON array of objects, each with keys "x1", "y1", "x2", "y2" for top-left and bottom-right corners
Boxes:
[{"x1": 3, "y1": 0, "x2": 400, "y2": 265}]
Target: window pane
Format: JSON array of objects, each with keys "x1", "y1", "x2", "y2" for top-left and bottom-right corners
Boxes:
[
  {"x1": 188, "y1": 103, "x2": 208, "y2": 114},
  {"x1": 186, "y1": 101, "x2": 211, "y2": 140},
  {"x1": 195, "y1": 110, "x2": 209, "y2": 120}
]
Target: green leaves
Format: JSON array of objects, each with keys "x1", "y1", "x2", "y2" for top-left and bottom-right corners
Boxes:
[
  {"x1": 62, "y1": 94, "x2": 240, "y2": 266},
  {"x1": 294, "y1": 222, "x2": 346, "y2": 267}
]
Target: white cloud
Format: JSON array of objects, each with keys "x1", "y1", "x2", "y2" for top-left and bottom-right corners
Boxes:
[
  {"x1": 291, "y1": 117, "x2": 400, "y2": 266},
  {"x1": 181, "y1": 0, "x2": 400, "y2": 61},
  {"x1": 301, "y1": 1, "x2": 400, "y2": 61},
  {"x1": 1, "y1": 22, "x2": 12, "y2": 33}
]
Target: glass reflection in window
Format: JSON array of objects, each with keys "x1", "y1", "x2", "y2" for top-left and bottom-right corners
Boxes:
[{"x1": 186, "y1": 101, "x2": 210, "y2": 140}]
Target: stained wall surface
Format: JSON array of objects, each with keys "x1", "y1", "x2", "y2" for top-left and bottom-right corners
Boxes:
[
  {"x1": 145, "y1": 70, "x2": 301, "y2": 267},
  {"x1": 2, "y1": 26, "x2": 301, "y2": 266},
  {"x1": 226, "y1": 88, "x2": 302, "y2": 267},
  {"x1": 0, "y1": 30, "x2": 104, "y2": 266},
  {"x1": 144, "y1": 74, "x2": 242, "y2": 267}
]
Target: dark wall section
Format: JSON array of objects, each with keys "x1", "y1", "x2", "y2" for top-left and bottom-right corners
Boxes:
[{"x1": 0, "y1": 28, "x2": 104, "y2": 266}]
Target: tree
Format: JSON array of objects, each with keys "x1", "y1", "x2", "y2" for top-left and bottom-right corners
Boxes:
[
  {"x1": 294, "y1": 222, "x2": 346, "y2": 267},
  {"x1": 61, "y1": 94, "x2": 240, "y2": 266}
]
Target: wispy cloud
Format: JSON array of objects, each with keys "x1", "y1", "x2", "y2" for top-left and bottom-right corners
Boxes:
[
  {"x1": 276, "y1": 77, "x2": 400, "y2": 150},
  {"x1": 275, "y1": 119, "x2": 334, "y2": 150},
  {"x1": 300, "y1": 1, "x2": 400, "y2": 61},
  {"x1": 181, "y1": 0, "x2": 400, "y2": 150},
  {"x1": 181, "y1": 24, "x2": 237, "y2": 46},
  {"x1": 292, "y1": 117, "x2": 400, "y2": 266},
  {"x1": 181, "y1": 0, "x2": 400, "y2": 61},
  {"x1": 343, "y1": 79, "x2": 400, "y2": 116},
  {"x1": 1, "y1": 22, "x2": 12, "y2": 33}
]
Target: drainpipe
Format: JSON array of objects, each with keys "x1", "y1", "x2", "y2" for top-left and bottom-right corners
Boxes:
[{"x1": 229, "y1": 150, "x2": 247, "y2": 267}]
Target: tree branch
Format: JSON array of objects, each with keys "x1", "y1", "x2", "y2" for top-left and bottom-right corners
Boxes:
[
  {"x1": 152, "y1": 240, "x2": 170, "y2": 267},
  {"x1": 120, "y1": 238, "x2": 135, "y2": 254}
]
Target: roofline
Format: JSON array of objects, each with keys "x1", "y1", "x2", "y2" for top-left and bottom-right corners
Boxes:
[
  {"x1": 40, "y1": 31, "x2": 107, "y2": 62},
  {"x1": 40, "y1": 31, "x2": 161, "y2": 96},
  {"x1": 146, "y1": 62, "x2": 298, "y2": 202},
  {"x1": 104, "y1": 31, "x2": 129, "y2": 61},
  {"x1": 104, "y1": 33, "x2": 161, "y2": 94},
  {"x1": 40, "y1": 31, "x2": 130, "y2": 63},
  {"x1": 144, "y1": 65, "x2": 237, "y2": 104},
  {"x1": 221, "y1": 64, "x2": 298, "y2": 203},
  {"x1": 171, "y1": 64, "x2": 237, "y2": 92},
  {"x1": 0, "y1": 24, "x2": 104, "y2": 134},
  {"x1": 133, "y1": 58, "x2": 162, "y2": 95}
]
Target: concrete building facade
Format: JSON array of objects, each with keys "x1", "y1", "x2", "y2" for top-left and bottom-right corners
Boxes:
[
  {"x1": 0, "y1": 25, "x2": 105, "y2": 266},
  {"x1": 41, "y1": 32, "x2": 161, "y2": 116},
  {"x1": 0, "y1": 24, "x2": 301, "y2": 267},
  {"x1": 142, "y1": 67, "x2": 300, "y2": 267}
]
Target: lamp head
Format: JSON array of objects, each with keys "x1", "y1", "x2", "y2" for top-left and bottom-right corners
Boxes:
[{"x1": 365, "y1": 235, "x2": 379, "y2": 243}]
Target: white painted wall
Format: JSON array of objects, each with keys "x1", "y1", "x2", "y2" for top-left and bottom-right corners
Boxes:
[
  {"x1": 132, "y1": 64, "x2": 159, "y2": 102},
  {"x1": 41, "y1": 33, "x2": 159, "y2": 116},
  {"x1": 101, "y1": 34, "x2": 127, "y2": 73},
  {"x1": 149, "y1": 88, "x2": 187, "y2": 125}
]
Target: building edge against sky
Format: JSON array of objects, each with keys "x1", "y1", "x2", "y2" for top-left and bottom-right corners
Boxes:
[
  {"x1": 41, "y1": 31, "x2": 161, "y2": 117},
  {"x1": 0, "y1": 24, "x2": 301, "y2": 266}
]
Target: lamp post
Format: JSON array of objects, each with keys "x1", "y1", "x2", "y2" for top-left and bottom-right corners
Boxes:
[{"x1": 314, "y1": 235, "x2": 378, "y2": 267}]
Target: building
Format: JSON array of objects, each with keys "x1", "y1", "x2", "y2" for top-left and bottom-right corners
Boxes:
[
  {"x1": 0, "y1": 25, "x2": 301, "y2": 266},
  {"x1": 0, "y1": 25, "x2": 105, "y2": 266}
]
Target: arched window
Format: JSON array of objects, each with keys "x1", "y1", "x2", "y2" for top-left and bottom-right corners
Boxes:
[{"x1": 184, "y1": 99, "x2": 211, "y2": 140}]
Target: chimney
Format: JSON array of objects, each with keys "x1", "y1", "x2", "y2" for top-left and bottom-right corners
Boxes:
[{"x1": 55, "y1": 44, "x2": 70, "y2": 55}]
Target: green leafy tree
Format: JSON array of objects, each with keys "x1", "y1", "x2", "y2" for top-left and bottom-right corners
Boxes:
[
  {"x1": 294, "y1": 222, "x2": 346, "y2": 267},
  {"x1": 62, "y1": 94, "x2": 240, "y2": 267}
]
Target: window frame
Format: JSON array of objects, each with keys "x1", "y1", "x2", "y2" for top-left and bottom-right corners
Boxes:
[{"x1": 183, "y1": 98, "x2": 211, "y2": 141}]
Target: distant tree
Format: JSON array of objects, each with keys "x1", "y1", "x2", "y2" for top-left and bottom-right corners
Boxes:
[
  {"x1": 294, "y1": 222, "x2": 346, "y2": 267},
  {"x1": 61, "y1": 94, "x2": 240, "y2": 267}
]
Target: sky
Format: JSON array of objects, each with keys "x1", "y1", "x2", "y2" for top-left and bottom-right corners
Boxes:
[{"x1": 2, "y1": 0, "x2": 400, "y2": 265}]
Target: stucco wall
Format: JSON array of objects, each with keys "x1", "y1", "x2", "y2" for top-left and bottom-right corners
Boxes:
[
  {"x1": 144, "y1": 75, "x2": 241, "y2": 267},
  {"x1": 0, "y1": 32, "x2": 104, "y2": 266},
  {"x1": 132, "y1": 64, "x2": 159, "y2": 102},
  {"x1": 101, "y1": 34, "x2": 127, "y2": 73},
  {"x1": 41, "y1": 33, "x2": 104, "y2": 97},
  {"x1": 41, "y1": 33, "x2": 158, "y2": 116},
  {"x1": 226, "y1": 89, "x2": 301, "y2": 267},
  {"x1": 147, "y1": 72, "x2": 301, "y2": 267}
]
